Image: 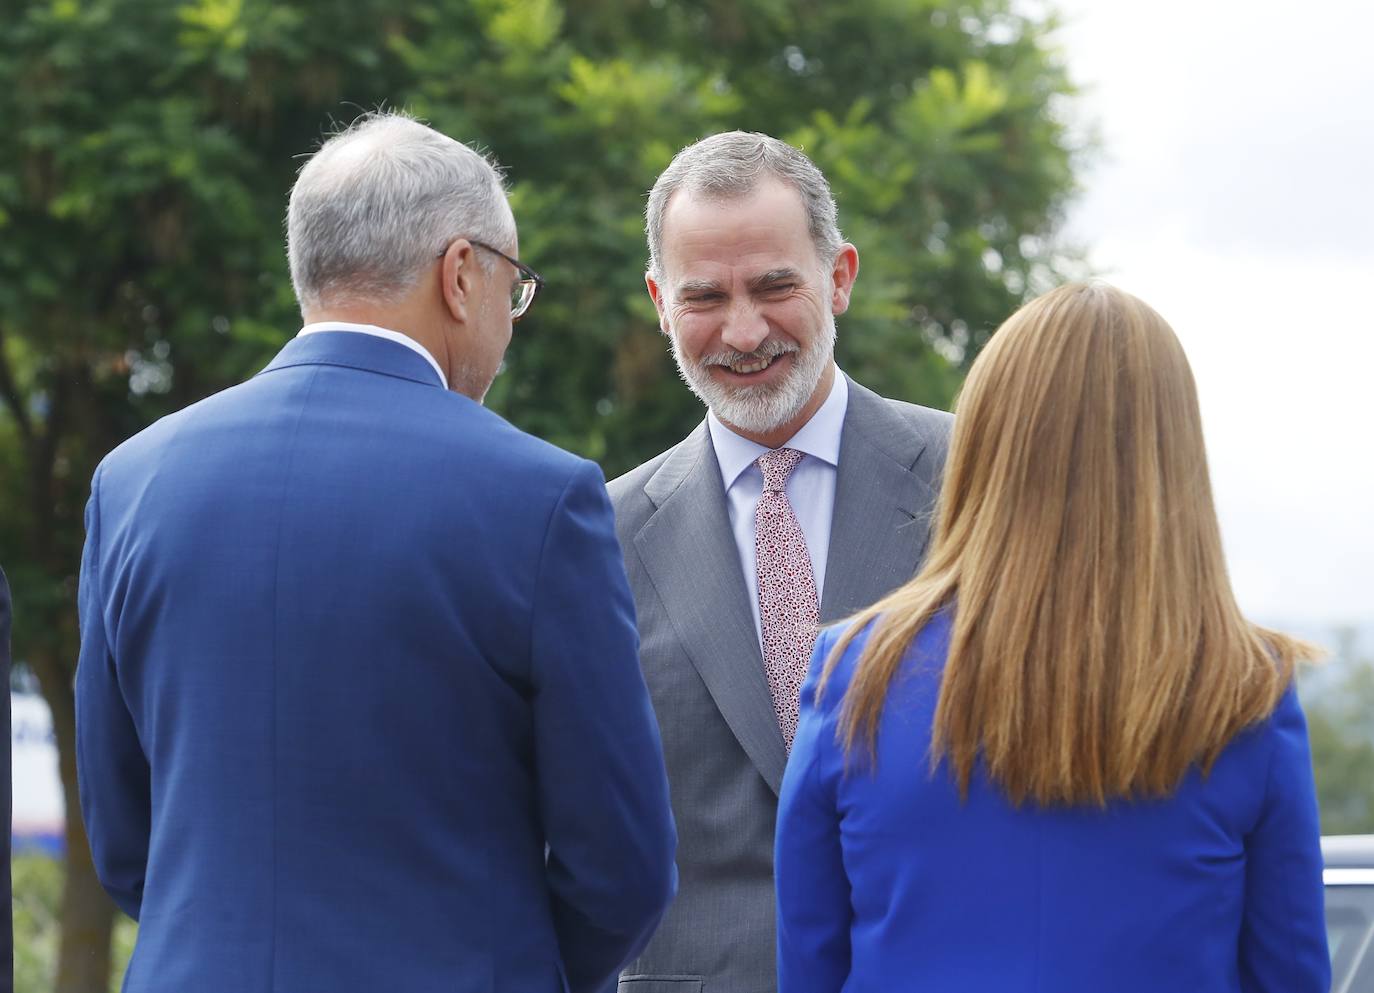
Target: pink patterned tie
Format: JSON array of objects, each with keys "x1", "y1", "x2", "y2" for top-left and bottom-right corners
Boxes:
[{"x1": 755, "y1": 448, "x2": 820, "y2": 751}]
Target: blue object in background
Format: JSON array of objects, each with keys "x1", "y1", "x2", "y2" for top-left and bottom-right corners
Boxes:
[{"x1": 10, "y1": 691, "x2": 65, "y2": 859}]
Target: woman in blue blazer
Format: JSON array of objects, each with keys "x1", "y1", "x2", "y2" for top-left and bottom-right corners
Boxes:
[{"x1": 775, "y1": 282, "x2": 1329, "y2": 993}]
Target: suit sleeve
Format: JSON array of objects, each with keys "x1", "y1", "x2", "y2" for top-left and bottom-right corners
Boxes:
[
  {"x1": 1238, "y1": 684, "x2": 1330, "y2": 993},
  {"x1": 74, "y1": 465, "x2": 151, "y2": 920},
  {"x1": 530, "y1": 460, "x2": 678, "y2": 993},
  {"x1": 775, "y1": 627, "x2": 853, "y2": 993}
]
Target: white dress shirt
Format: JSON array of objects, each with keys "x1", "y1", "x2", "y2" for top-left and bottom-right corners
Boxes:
[
  {"x1": 707, "y1": 368, "x2": 849, "y2": 648},
  {"x1": 297, "y1": 321, "x2": 447, "y2": 388}
]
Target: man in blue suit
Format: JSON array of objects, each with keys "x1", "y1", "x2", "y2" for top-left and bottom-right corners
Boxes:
[{"x1": 75, "y1": 112, "x2": 677, "y2": 993}]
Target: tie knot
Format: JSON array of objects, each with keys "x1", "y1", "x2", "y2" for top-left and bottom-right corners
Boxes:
[{"x1": 757, "y1": 448, "x2": 804, "y2": 493}]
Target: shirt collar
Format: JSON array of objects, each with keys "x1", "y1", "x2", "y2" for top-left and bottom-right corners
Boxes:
[
  {"x1": 707, "y1": 366, "x2": 849, "y2": 491},
  {"x1": 297, "y1": 321, "x2": 447, "y2": 388}
]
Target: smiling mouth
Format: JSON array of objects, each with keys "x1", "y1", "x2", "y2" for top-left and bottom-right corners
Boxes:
[{"x1": 716, "y1": 351, "x2": 793, "y2": 376}]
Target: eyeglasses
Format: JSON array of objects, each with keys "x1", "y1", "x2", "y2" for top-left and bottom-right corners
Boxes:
[{"x1": 435, "y1": 239, "x2": 544, "y2": 322}]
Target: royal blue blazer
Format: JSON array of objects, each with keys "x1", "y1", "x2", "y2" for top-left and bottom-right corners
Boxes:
[
  {"x1": 76, "y1": 331, "x2": 677, "y2": 993},
  {"x1": 776, "y1": 611, "x2": 1329, "y2": 993}
]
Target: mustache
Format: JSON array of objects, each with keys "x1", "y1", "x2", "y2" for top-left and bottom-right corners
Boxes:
[{"x1": 699, "y1": 339, "x2": 800, "y2": 367}]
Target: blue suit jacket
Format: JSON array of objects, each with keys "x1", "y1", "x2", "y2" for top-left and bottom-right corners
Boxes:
[
  {"x1": 776, "y1": 611, "x2": 1329, "y2": 993},
  {"x1": 76, "y1": 331, "x2": 677, "y2": 993}
]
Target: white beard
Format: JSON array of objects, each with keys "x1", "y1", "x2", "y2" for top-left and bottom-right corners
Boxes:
[{"x1": 669, "y1": 313, "x2": 836, "y2": 436}]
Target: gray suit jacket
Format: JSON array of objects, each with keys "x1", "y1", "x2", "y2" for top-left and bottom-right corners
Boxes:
[{"x1": 607, "y1": 377, "x2": 953, "y2": 993}]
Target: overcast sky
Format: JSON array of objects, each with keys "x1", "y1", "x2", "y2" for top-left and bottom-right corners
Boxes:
[{"x1": 1046, "y1": 0, "x2": 1374, "y2": 628}]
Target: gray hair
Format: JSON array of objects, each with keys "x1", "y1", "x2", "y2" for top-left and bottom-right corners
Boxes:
[
  {"x1": 645, "y1": 131, "x2": 843, "y2": 281},
  {"x1": 287, "y1": 111, "x2": 514, "y2": 311}
]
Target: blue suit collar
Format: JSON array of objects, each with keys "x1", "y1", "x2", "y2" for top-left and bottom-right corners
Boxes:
[{"x1": 258, "y1": 330, "x2": 447, "y2": 388}]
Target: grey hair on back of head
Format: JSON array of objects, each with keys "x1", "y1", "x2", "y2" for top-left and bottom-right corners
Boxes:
[
  {"x1": 287, "y1": 111, "x2": 514, "y2": 312},
  {"x1": 644, "y1": 130, "x2": 843, "y2": 281}
]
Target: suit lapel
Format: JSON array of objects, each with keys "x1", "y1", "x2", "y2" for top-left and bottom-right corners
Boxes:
[
  {"x1": 821, "y1": 378, "x2": 939, "y2": 622},
  {"x1": 634, "y1": 423, "x2": 789, "y2": 795}
]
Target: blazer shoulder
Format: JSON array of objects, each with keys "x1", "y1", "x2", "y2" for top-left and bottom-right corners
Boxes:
[
  {"x1": 466, "y1": 407, "x2": 590, "y2": 481},
  {"x1": 844, "y1": 377, "x2": 951, "y2": 474},
  {"x1": 813, "y1": 608, "x2": 952, "y2": 698},
  {"x1": 882, "y1": 395, "x2": 953, "y2": 480},
  {"x1": 98, "y1": 370, "x2": 595, "y2": 508},
  {"x1": 885, "y1": 395, "x2": 954, "y2": 427},
  {"x1": 810, "y1": 617, "x2": 875, "y2": 698},
  {"x1": 884, "y1": 396, "x2": 954, "y2": 444},
  {"x1": 93, "y1": 389, "x2": 225, "y2": 481},
  {"x1": 606, "y1": 442, "x2": 680, "y2": 512},
  {"x1": 1247, "y1": 679, "x2": 1310, "y2": 771}
]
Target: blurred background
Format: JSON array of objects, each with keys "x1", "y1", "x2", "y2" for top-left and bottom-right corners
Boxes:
[{"x1": 3, "y1": 0, "x2": 1370, "y2": 990}]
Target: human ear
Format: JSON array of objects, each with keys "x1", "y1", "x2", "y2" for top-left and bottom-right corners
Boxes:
[
  {"x1": 440, "y1": 240, "x2": 477, "y2": 324},
  {"x1": 645, "y1": 272, "x2": 671, "y2": 336},
  {"x1": 829, "y1": 244, "x2": 860, "y2": 315}
]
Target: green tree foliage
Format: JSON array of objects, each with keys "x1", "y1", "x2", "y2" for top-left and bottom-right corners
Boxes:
[
  {"x1": 12, "y1": 855, "x2": 135, "y2": 993},
  {"x1": 1303, "y1": 642, "x2": 1374, "y2": 835},
  {"x1": 0, "y1": 0, "x2": 1081, "y2": 988}
]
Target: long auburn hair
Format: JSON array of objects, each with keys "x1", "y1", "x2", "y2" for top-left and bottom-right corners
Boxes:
[{"x1": 819, "y1": 282, "x2": 1318, "y2": 806}]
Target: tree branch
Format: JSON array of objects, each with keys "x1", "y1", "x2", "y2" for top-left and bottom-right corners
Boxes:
[
  {"x1": 0, "y1": 322, "x2": 35, "y2": 443},
  {"x1": 31, "y1": 365, "x2": 71, "y2": 564}
]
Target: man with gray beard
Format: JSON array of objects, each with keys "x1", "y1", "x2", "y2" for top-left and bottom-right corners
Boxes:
[{"x1": 607, "y1": 132, "x2": 953, "y2": 993}]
